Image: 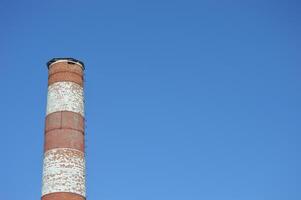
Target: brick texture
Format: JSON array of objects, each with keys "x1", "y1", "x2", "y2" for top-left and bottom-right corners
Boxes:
[
  {"x1": 48, "y1": 62, "x2": 83, "y2": 86},
  {"x1": 44, "y1": 129, "x2": 84, "y2": 152},
  {"x1": 42, "y1": 192, "x2": 85, "y2": 200},
  {"x1": 45, "y1": 111, "x2": 85, "y2": 133}
]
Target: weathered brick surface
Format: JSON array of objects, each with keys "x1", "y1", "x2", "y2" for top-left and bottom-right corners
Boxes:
[
  {"x1": 48, "y1": 61, "x2": 84, "y2": 86},
  {"x1": 43, "y1": 59, "x2": 86, "y2": 199},
  {"x1": 44, "y1": 129, "x2": 84, "y2": 152},
  {"x1": 61, "y1": 111, "x2": 85, "y2": 132},
  {"x1": 45, "y1": 112, "x2": 61, "y2": 131},
  {"x1": 46, "y1": 82, "x2": 84, "y2": 116},
  {"x1": 45, "y1": 111, "x2": 84, "y2": 133},
  {"x1": 42, "y1": 192, "x2": 85, "y2": 200},
  {"x1": 49, "y1": 71, "x2": 83, "y2": 86},
  {"x1": 42, "y1": 149, "x2": 85, "y2": 196},
  {"x1": 49, "y1": 62, "x2": 83, "y2": 74}
]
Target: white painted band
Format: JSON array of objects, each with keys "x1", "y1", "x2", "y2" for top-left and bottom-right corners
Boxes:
[
  {"x1": 46, "y1": 82, "x2": 84, "y2": 116},
  {"x1": 42, "y1": 148, "x2": 86, "y2": 197}
]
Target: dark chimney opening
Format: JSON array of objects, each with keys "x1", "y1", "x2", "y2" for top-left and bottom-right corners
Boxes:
[{"x1": 68, "y1": 61, "x2": 75, "y2": 65}]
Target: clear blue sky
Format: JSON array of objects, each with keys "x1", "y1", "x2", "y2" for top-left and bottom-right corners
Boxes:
[{"x1": 0, "y1": 0, "x2": 300, "y2": 199}]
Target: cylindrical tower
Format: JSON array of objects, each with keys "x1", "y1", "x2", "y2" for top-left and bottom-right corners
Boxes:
[{"x1": 42, "y1": 58, "x2": 86, "y2": 200}]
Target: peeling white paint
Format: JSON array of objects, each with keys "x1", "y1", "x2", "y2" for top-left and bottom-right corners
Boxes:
[
  {"x1": 42, "y1": 148, "x2": 86, "y2": 197},
  {"x1": 46, "y1": 82, "x2": 84, "y2": 116}
]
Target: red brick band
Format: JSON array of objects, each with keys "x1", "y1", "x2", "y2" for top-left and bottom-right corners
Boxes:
[
  {"x1": 44, "y1": 129, "x2": 84, "y2": 152},
  {"x1": 48, "y1": 71, "x2": 83, "y2": 86},
  {"x1": 48, "y1": 62, "x2": 83, "y2": 75},
  {"x1": 48, "y1": 62, "x2": 84, "y2": 86},
  {"x1": 45, "y1": 111, "x2": 85, "y2": 152},
  {"x1": 45, "y1": 111, "x2": 84, "y2": 134},
  {"x1": 42, "y1": 192, "x2": 85, "y2": 200}
]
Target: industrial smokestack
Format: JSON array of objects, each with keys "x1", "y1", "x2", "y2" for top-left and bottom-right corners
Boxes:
[{"x1": 42, "y1": 58, "x2": 86, "y2": 200}]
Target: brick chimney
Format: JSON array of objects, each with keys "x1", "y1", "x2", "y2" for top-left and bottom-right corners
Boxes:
[{"x1": 42, "y1": 58, "x2": 86, "y2": 200}]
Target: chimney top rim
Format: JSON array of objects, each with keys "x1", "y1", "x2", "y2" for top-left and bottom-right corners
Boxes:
[{"x1": 47, "y1": 58, "x2": 85, "y2": 70}]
